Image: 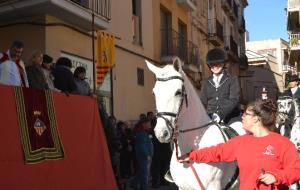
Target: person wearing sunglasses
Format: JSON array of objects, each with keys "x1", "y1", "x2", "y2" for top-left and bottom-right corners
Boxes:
[{"x1": 179, "y1": 99, "x2": 300, "y2": 190}]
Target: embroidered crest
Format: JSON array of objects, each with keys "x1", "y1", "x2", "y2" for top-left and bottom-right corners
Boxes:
[
  {"x1": 34, "y1": 118, "x2": 46, "y2": 136},
  {"x1": 263, "y1": 145, "x2": 275, "y2": 156}
]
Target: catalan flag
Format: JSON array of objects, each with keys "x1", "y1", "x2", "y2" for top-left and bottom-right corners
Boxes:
[{"x1": 96, "y1": 31, "x2": 116, "y2": 87}]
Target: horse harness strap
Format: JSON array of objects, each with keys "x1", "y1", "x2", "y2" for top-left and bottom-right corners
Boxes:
[
  {"x1": 179, "y1": 121, "x2": 215, "y2": 133},
  {"x1": 173, "y1": 138, "x2": 206, "y2": 190},
  {"x1": 174, "y1": 122, "x2": 239, "y2": 190},
  {"x1": 155, "y1": 75, "x2": 187, "y2": 138},
  {"x1": 173, "y1": 122, "x2": 215, "y2": 190}
]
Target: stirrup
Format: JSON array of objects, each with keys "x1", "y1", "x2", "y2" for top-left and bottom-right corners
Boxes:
[{"x1": 164, "y1": 170, "x2": 174, "y2": 183}]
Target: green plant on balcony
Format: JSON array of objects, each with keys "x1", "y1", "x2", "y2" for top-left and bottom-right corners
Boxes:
[{"x1": 290, "y1": 38, "x2": 299, "y2": 46}]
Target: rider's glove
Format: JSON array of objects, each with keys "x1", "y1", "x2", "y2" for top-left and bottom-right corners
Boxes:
[{"x1": 211, "y1": 113, "x2": 221, "y2": 123}]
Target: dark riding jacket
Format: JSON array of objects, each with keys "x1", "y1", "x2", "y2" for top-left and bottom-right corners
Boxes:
[
  {"x1": 283, "y1": 88, "x2": 300, "y2": 100},
  {"x1": 200, "y1": 71, "x2": 240, "y2": 123}
]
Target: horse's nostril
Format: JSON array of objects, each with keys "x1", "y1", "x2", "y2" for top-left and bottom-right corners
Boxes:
[{"x1": 163, "y1": 130, "x2": 169, "y2": 138}]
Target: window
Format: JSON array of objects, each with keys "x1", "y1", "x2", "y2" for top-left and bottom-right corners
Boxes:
[
  {"x1": 178, "y1": 20, "x2": 187, "y2": 60},
  {"x1": 160, "y1": 7, "x2": 172, "y2": 56},
  {"x1": 132, "y1": 0, "x2": 142, "y2": 45},
  {"x1": 137, "y1": 68, "x2": 144, "y2": 86}
]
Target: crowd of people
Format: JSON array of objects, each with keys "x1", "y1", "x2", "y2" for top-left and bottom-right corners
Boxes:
[
  {"x1": 0, "y1": 40, "x2": 92, "y2": 96},
  {"x1": 99, "y1": 110, "x2": 172, "y2": 190},
  {"x1": 1, "y1": 40, "x2": 299, "y2": 189}
]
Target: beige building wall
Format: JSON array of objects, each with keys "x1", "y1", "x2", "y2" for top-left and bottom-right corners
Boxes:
[
  {"x1": 0, "y1": 22, "x2": 45, "y2": 63},
  {"x1": 110, "y1": 0, "x2": 156, "y2": 121}
]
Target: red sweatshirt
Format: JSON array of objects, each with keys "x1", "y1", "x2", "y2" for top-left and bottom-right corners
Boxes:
[{"x1": 189, "y1": 132, "x2": 300, "y2": 190}]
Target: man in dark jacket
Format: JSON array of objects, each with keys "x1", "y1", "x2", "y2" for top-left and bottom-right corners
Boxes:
[
  {"x1": 283, "y1": 74, "x2": 300, "y2": 100},
  {"x1": 200, "y1": 48, "x2": 241, "y2": 124},
  {"x1": 52, "y1": 57, "x2": 77, "y2": 93}
]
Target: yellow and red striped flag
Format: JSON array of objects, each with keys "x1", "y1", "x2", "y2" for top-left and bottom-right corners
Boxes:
[{"x1": 96, "y1": 31, "x2": 116, "y2": 87}]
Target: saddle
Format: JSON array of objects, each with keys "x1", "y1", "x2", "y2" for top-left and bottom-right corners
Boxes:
[{"x1": 219, "y1": 123, "x2": 239, "y2": 140}]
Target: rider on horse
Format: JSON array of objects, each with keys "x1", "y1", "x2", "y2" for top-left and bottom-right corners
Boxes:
[
  {"x1": 282, "y1": 74, "x2": 300, "y2": 100},
  {"x1": 200, "y1": 48, "x2": 241, "y2": 124}
]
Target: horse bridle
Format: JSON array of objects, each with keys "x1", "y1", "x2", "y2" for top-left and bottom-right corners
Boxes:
[
  {"x1": 278, "y1": 99, "x2": 296, "y2": 126},
  {"x1": 155, "y1": 75, "x2": 188, "y2": 138}
]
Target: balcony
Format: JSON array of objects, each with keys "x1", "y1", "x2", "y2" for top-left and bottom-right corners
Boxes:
[
  {"x1": 176, "y1": 0, "x2": 197, "y2": 11},
  {"x1": 224, "y1": 35, "x2": 238, "y2": 61},
  {"x1": 208, "y1": 18, "x2": 224, "y2": 46},
  {"x1": 238, "y1": 16, "x2": 246, "y2": 33},
  {"x1": 289, "y1": 33, "x2": 300, "y2": 68},
  {"x1": 289, "y1": 33, "x2": 300, "y2": 49},
  {"x1": 228, "y1": 1, "x2": 238, "y2": 21},
  {"x1": 160, "y1": 29, "x2": 199, "y2": 66},
  {"x1": 282, "y1": 64, "x2": 297, "y2": 73},
  {"x1": 221, "y1": 0, "x2": 231, "y2": 12},
  {"x1": 0, "y1": 0, "x2": 110, "y2": 31},
  {"x1": 239, "y1": 55, "x2": 248, "y2": 70},
  {"x1": 288, "y1": 0, "x2": 300, "y2": 12}
]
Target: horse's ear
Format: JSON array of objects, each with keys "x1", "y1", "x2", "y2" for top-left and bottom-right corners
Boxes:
[
  {"x1": 173, "y1": 57, "x2": 183, "y2": 72},
  {"x1": 145, "y1": 59, "x2": 161, "y2": 75}
]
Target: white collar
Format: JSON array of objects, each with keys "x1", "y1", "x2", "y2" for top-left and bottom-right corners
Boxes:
[{"x1": 291, "y1": 86, "x2": 298, "y2": 94}]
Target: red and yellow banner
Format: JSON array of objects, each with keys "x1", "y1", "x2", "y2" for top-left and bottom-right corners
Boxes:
[{"x1": 96, "y1": 31, "x2": 116, "y2": 87}]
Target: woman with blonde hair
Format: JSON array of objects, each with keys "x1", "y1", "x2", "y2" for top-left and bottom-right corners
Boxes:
[{"x1": 26, "y1": 50, "x2": 48, "y2": 90}]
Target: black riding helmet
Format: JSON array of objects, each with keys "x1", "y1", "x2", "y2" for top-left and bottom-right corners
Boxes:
[{"x1": 206, "y1": 48, "x2": 228, "y2": 66}]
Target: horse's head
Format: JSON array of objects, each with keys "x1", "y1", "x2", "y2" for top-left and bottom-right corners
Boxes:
[
  {"x1": 146, "y1": 58, "x2": 186, "y2": 143},
  {"x1": 277, "y1": 96, "x2": 294, "y2": 123}
]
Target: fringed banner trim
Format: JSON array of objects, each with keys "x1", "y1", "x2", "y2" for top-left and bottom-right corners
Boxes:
[{"x1": 14, "y1": 87, "x2": 64, "y2": 164}]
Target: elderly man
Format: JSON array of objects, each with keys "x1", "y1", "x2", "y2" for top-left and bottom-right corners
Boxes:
[{"x1": 0, "y1": 40, "x2": 28, "y2": 87}]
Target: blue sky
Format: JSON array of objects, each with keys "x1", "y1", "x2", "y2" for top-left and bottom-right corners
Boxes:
[{"x1": 245, "y1": 0, "x2": 288, "y2": 41}]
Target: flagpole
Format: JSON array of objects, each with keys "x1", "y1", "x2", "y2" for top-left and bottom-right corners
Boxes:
[{"x1": 92, "y1": 0, "x2": 96, "y2": 93}]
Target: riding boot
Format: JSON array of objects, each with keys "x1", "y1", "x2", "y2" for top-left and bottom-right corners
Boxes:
[{"x1": 164, "y1": 170, "x2": 174, "y2": 183}]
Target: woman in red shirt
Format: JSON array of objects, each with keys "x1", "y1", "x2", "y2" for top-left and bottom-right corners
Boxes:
[{"x1": 179, "y1": 99, "x2": 300, "y2": 190}]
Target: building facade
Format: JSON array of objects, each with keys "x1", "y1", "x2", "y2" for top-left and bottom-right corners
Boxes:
[
  {"x1": 0, "y1": 0, "x2": 249, "y2": 122},
  {"x1": 287, "y1": 0, "x2": 300, "y2": 73},
  {"x1": 243, "y1": 39, "x2": 289, "y2": 101}
]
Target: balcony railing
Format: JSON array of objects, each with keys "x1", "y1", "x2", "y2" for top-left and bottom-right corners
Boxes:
[
  {"x1": 238, "y1": 16, "x2": 246, "y2": 33},
  {"x1": 224, "y1": 35, "x2": 238, "y2": 56},
  {"x1": 233, "y1": 1, "x2": 238, "y2": 18},
  {"x1": 221, "y1": 0, "x2": 231, "y2": 12},
  {"x1": 71, "y1": 0, "x2": 111, "y2": 20},
  {"x1": 176, "y1": 0, "x2": 197, "y2": 11},
  {"x1": 282, "y1": 64, "x2": 297, "y2": 73},
  {"x1": 161, "y1": 29, "x2": 199, "y2": 65},
  {"x1": 289, "y1": 33, "x2": 300, "y2": 47},
  {"x1": 0, "y1": 0, "x2": 110, "y2": 30}
]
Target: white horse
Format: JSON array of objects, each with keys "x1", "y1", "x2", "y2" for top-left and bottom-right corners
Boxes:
[
  {"x1": 277, "y1": 96, "x2": 300, "y2": 190},
  {"x1": 277, "y1": 96, "x2": 295, "y2": 138},
  {"x1": 289, "y1": 98, "x2": 300, "y2": 152},
  {"x1": 146, "y1": 58, "x2": 245, "y2": 190},
  {"x1": 277, "y1": 96, "x2": 300, "y2": 151}
]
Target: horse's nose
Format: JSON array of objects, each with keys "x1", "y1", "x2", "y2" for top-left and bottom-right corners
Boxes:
[{"x1": 163, "y1": 130, "x2": 169, "y2": 138}]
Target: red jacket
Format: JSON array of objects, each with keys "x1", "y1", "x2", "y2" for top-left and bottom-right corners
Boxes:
[{"x1": 189, "y1": 132, "x2": 300, "y2": 190}]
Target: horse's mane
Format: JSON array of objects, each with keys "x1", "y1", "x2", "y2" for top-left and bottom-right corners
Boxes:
[{"x1": 177, "y1": 70, "x2": 211, "y2": 128}]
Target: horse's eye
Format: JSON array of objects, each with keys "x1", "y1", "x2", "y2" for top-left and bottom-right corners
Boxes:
[{"x1": 175, "y1": 90, "x2": 182, "y2": 96}]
